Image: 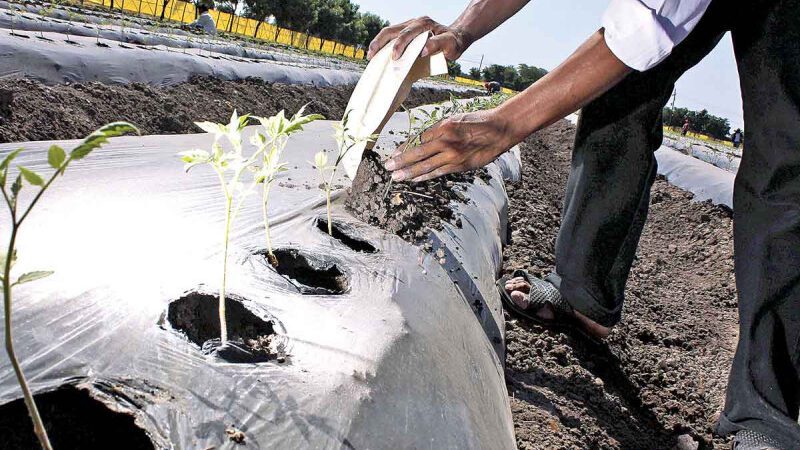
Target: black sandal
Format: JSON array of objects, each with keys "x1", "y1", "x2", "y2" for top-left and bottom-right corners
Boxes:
[
  {"x1": 497, "y1": 269, "x2": 602, "y2": 344},
  {"x1": 731, "y1": 430, "x2": 784, "y2": 450}
]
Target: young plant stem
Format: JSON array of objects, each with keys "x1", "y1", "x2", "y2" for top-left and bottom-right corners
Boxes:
[
  {"x1": 261, "y1": 181, "x2": 276, "y2": 264},
  {"x1": 219, "y1": 194, "x2": 232, "y2": 344},
  {"x1": 213, "y1": 166, "x2": 232, "y2": 344},
  {"x1": 0, "y1": 168, "x2": 65, "y2": 450},
  {"x1": 3, "y1": 229, "x2": 53, "y2": 450},
  {"x1": 325, "y1": 168, "x2": 338, "y2": 235}
]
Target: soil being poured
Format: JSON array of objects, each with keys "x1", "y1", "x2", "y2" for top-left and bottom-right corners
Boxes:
[{"x1": 346, "y1": 150, "x2": 492, "y2": 244}]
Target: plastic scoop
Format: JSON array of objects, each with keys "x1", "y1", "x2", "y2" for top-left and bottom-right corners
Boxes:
[{"x1": 341, "y1": 31, "x2": 448, "y2": 179}]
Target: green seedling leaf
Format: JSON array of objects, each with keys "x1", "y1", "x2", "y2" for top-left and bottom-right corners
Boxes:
[
  {"x1": 0, "y1": 148, "x2": 23, "y2": 173},
  {"x1": 18, "y1": 166, "x2": 44, "y2": 186},
  {"x1": 71, "y1": 122, "x2": 138, "y2": 160},
  {"x1": 10, "y1": 174, "x2": 22, "y2": 197},
  {"x1": 0, "y1": 148, "x2": 23, "y2": 187},
  {"x1": 195, "y1": 121, "x2": 227, "y2": 136},
  {"x1": 283, "y1": 113, "x2": 325, "y2": 135},
  {"x1": 14, "y1": 270, "x2": 54, "y2": 286},
  {"x1": 178, "y1": 149, "x2": 211, "y2": 171},
  {"x1": 47, "y1": 145, "x2": 67, "y2": 169}
]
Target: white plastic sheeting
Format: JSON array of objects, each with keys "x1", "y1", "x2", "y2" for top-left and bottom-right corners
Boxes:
[
  {"x1": 0, "y1": 30, "x2": 362, "y2": 87},
  {"x1": 0, "y1": 107, "x2": 519, "y2": 449},
  {"x1": 656, "y1": 146, "x2": 735, "y2": 209},
  {"x1": 662, "y1": 136, "x2": 741, "y2": 173}
]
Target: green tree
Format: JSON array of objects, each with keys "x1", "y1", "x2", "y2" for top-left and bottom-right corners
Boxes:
[
  {"x1": 663, "y1": 106, "x2": 731, "y2": 140},
  {"x1": 447, "y1": 60, "x2": 462, "y2": 77},
  {"x1": 482, "y1": 64, "x2": 519, "y2": 89},
  {"x1": 359, "y1": 12, "x2": 387, "y2": 49},
  {"x1": 334, "y1": 0, "x2": 362, "y2": 52},
  {"x1": 514, "y1": 63, "x2": 548, "y2": 90},
  {"x1": 468, "y1": 67, "x2": 482, "y2": 80},
  {"x1": 307, "y1": 0, "x2": 344, "y2": 49},
  {"x1": 242, "y1": 0, "x2": 272, "y2": 37}
]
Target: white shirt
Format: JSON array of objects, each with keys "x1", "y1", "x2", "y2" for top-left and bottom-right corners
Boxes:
[
  {"x1": 191, "y1": 12, "x2": 217, "y2": 35},
  {"x1": 602, "y1": 0, "x2": 712, "y2": 71}
]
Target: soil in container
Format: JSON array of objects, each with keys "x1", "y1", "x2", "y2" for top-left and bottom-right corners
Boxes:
[
  {"x1": 166, "y1": 292, "x2": 281, "y2": 363},
  {"x1": 346, "y1": 150, "x2": 491, "y2": 244},
  {"x1": 265, "y1": 248, "x2": 349, "y2": 295},
  {"x1": 316, "y1": 218, "x2": 378, "y2": 253},
  {"x1": 0, "y1": 385, "x2": 155, "y2": 449}
]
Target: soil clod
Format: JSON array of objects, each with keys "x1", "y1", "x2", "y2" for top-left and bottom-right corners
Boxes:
[
  {"x1": 345, "y1": 150, "x2": 489, "y2": 244},
  {"x1": 165, "y1": 292, "x2": 279, "y2": 363},
  {"x1": 0, "y1": 385, "x2": 155, "y2": 449}
]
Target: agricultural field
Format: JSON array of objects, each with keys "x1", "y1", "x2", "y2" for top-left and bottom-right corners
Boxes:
[{"x1": 0, "y1": 0, "x2": 741, "y2": 449}]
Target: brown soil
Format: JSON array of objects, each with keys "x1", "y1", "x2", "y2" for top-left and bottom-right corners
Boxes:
[
  {"x1": 0, "y1": 384, "x2": 155, "y2": 449},
  {"x1": 0, "y1": 76, "x2": 477, "y2": 143},
  {"x1": 165, "y1": 292, "x2": 280, "y2": 363},
  {"x1": 504, "y1": 120, "x2": 737, "y2": 449},
  {"x1": 346, "y1": 149, "x2": 490, "y2": 244}
]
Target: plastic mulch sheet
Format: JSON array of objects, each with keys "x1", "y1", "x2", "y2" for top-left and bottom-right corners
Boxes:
[{"x1": 0, "y1": 107, "x2": 519, "y2": 449}]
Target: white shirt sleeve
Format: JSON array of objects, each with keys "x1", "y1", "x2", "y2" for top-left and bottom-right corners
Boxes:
[{"x1": 602, "y1": 0, "x2": 712, "y2": 71}]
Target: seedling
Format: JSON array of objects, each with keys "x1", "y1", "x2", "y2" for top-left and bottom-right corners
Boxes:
[
  {"x1": 252, "y1": 106, "x2": 323, "y2": 265},
  {"x1": 314, "y1": 111, "x2": 376, "y2": 235},
  {"x1": 1, "y1": 122, "x2": 138, "y2": 450},
  {"x1": 179, "y1": 111, "x2": 257, "y2": 345}
]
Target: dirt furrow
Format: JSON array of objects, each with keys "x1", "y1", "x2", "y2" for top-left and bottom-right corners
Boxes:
[{"x1": 504, "y1": 120, "x2": 737, "y2": 450}]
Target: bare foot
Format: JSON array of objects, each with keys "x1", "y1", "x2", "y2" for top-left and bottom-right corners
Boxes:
[{"x1": 504, "y1": 277, "x2": 612, "y2": 340}]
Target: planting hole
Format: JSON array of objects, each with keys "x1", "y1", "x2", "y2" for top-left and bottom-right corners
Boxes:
[
  {"x1": 0, "y1": 385, "x2": 154, "y2": 449},
  {"x1": 316, "y1": 218, "x2": 378, "y2": 253},
  {"x1": 267, "y1": 248, "x2": 349, "y2": 295},
  {"x1": 166, "y1": 292, "x2": 281, "y2": 363}
]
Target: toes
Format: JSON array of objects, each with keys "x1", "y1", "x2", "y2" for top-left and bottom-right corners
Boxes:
[
  {"x1": 505, "y1": 279, "x2": 530, "y2": 294},
  {"x1": 510, "y1": 291, "x2": 530, "y2": 309}
]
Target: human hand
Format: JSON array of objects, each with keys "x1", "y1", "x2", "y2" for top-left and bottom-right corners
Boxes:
[
  {"x1": 367, "y1": 16, "x2": 471, "y2": 61},
  {"x1": 385, "y1": 109, "x2": 516, "y2": 182}
]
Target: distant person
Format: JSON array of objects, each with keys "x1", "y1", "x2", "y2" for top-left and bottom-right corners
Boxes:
[
  {"x1": 188, "y1": 2, "x2": 216, "y2": 35},
  {"x1": 681, "y1": 118, "x2": 690, "y2": 136},
  {"x1": 484, "y1": 81, "x2": 501, "y2": 94},
  {"x1": 732, "y1": 128, "x2": 744, "y2": 148}
]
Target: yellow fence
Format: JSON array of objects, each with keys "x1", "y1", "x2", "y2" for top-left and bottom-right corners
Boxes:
[
  {"x1": 664, "y1": 126, "x2": 734, "y2": 148},
  {"x1": 81, "y1": 0, "x2": 365, "y2": 59}
]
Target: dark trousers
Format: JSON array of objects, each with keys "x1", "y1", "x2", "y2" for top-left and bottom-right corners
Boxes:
[{"x1": 547, "y1": 0, "x2": 800, "y2": 446}]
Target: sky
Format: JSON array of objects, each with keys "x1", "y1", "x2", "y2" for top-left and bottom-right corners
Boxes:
[{"x1": 354, "y1": 0, "x2": 744, "y2": 129}]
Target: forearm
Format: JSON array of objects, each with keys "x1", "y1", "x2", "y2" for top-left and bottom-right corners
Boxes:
[
  {"x1": 496, "y1": 29, "x2": 632, "y2": 144},
  {"x1": 451, "y1": 0, "x2": 532, "y2": 47}
]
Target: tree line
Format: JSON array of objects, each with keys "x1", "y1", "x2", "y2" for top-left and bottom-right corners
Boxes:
[
  {"x1": 206, "y1": 0, "x2": 388, "y2": 52},
  {"x1": 663, "y1": 106, "x2": 732, "y2": 140},
  {"x1": 449, "y1": 62, "x2": 549, "y2": 91}
]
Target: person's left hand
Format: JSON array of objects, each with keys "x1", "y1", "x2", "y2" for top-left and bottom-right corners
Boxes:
[{"x1": 385, "y1": 109, "x2": 515, "y2": 182}]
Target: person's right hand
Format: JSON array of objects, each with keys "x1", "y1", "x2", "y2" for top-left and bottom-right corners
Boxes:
[{"x1": 367, "y1": 17, "x2": 471, "y2": 61}]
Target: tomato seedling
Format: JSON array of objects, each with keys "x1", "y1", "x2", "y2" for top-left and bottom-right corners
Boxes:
[
  {"x1": 1, "y1": 122, "x2": 138, "y2": 450},
  {"x1": 314, "y1": 111, "x2": 375, "y2": 235},
  {"x1": 252, "y1": 106, "x2": 323, "y2": 265}
]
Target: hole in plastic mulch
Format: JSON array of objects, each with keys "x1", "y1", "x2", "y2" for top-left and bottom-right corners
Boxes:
[
  {"x1": 266, "y1": 248, "x2": 349, "y2": 295},
  {"x1": 166, "y1": 292, "x2": 281, "y2": 363},
  {"x1": 0, "y1": 385, "x2": 155, "y2": 449},
  {"x1": 316, "y1": 218, "x2": 378, "y2": 253}
]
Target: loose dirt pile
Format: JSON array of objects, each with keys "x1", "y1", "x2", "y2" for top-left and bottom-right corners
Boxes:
[
  {"x1": 504, "y1": 120, "x2": 738, "y2": 449},
  {"x1": 346, "y1": 149, "x2": 490, "y2": 244},
  {"x1": 0, "y1": 76, "x2": 477, "y2": 143}
]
